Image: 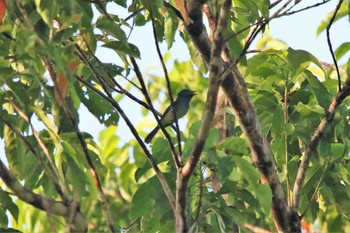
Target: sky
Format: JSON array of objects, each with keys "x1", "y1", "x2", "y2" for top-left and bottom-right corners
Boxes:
[{"x1": 1, "y1": 0, "x2": 349, "y2": 165}]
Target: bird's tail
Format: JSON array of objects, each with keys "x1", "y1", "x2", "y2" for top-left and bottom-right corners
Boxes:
[{"x1": 145, "y1": 126, "x2": 160, "y2": 143}]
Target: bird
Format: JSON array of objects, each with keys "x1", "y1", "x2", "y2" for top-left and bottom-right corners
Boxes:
[{"x1": 145, "y1": 89, "x2": 196, "y2": 143}]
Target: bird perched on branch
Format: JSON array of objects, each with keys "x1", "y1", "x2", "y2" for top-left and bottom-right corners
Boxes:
[{"x1": 145, "y1": 89, "x2": 196, "y2": 143}]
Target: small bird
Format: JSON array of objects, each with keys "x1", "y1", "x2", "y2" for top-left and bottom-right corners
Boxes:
[{"x1": 145, "y1": 89, "x2": 196, "y2": 143}]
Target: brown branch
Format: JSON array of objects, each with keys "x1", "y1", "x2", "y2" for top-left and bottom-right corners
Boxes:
[
  {"x1": 0, "y1": 159, "x2": 87, "y2": 232},
  {"x1": 182, "y1": 0, "x2": 230, "y2": 179},
  {"x1": 292, "y1": 74, "x2": 350, "y2": 209},
  {"x1": 184, "y1": 0, "x2": 297, "y2": 231},
  {"x1": 175, "y1": 1, "x2": 232, "y2": 232},
  {"x1": 326, "y1": 0, "x2": 343, "y2": 91}
]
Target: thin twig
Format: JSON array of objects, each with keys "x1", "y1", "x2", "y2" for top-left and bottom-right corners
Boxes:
[
  {"x1": 2, "y1": 87, "x2": 69, "y2": 201},
  {"x1": 124, "y1": 7, "x2": 145, "y2": 22},
  {"x1": 73, "y1": 44, "x2": 151, "y2": 113},
  {"x1": 150, "y1": 9, "x2": 184, "y2": 159},
  {"x1": 300, "y1": 160, "x2": 329, "y2": 218},
  {"x1": 278, "y1": 0, "x2": 332, "y2": 18},
  {"x1": 73, "y1": 58, "x2": 176, "y2": 211},
  {"x1": 326, "y1": 0, "x2": 343, "y2": 91},
  {"x1": 270, "y1": 0, "x2": 283, "y2": 9},
  {"x1": 77, "y1": 36, "x2": 142, "y2": 91},
  {"x1": 130, "y1": 57, "x2": 182, "y2": 169},
  {"x1": 44, "y1": 59, "x2": 116, "y2": 233},
  {"x1": 284, "y1": 74, "x2": 290, "y2": 205}
]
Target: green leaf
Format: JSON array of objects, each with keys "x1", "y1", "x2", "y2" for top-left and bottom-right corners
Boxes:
[
  {"x1": 284, "y1": 123, "x2": 295, "y2": 136},
  {"x1": 270, "y1": 107, "x2": 283, "y2": 138},
  {"x1": 295, "y1": 102, "x2": 324, "y2": 116},
  {"x1": 35, "y1": 0, "x2": 57, "y2": 27},
  {"x1": 216, "y1": 150, "x2": 235, "y2": 180},
  {"x1": 316, "y1": 5, "x2": 348, "y2": 36},
  {"x1": 302, "y1": 166, "x2": 322, "y2": 195},
  {"x1": 256, "y1": 0, "x2": 270, "y2": 19},
  {"x1": 287, "y1": 48, "x2": 323, "y2": 76},
  {"x1": 257, "y1": 184, "x2": 272, "y2": 214},
  {"x1": 4, "y1": 126, "x2": 43, "y2": 188},
  {"x1": 164, "y1": 10, "x2": 178, "y2": 49},
  {"x1": 0, "y1": 207, "x2": 8, "y2": 228},
  {"x1": 182, "y1": 33, "x2": 208, "y2": 73},
  {"x1": 330, "y1": 142, "x2": 345, "y2": 161},
  {"x1": 271, "y1": 137, "x2": 285, "y2": 166},
  {"x1": 131, "y1": 178, "x2": 156, "y2": 218},
  {"x1": 115, "y1": 0, "x2": 127, "y2": 7},
  {"x1": 305, "y1": 70, "x2": 332, "y2": 109},
  {"x1": 222, "y1": 206, "x2": 245, "y2": 228},
  {"x1": 96, "y1": 15, "x2": 127, "y2": 41},
  {"x1": 318, "y1": 140, "x2": 330, "y2": 157},
  {"x1": 64, "y1": 154, "x2": 89, "y2": 196},
  {"x1": 0, "y1": 189, "x2": 19, "y2": 223},
  {"x1": 335, "y1": 42, "x2": 350, "y2": 60},
  {"x1": 218, "y1": 137, "x2": 249, "y2": 155},
  {"x1": 226, "y1": 31, "x2": 246, "y2": 64},
  {"x1": 38, "y1": 174, "x2": 57, "y2": 198},
  {"x1": 74, "y1": 83, "x2": 119, "y2": 127},
  {"x1": 231, "y1": 156, "x2": 260, "y2": 189},
  {"x1": 152, "y1": 138, "x2": 172, "y2": 164},
  {"x1": 53, "y1": 27, "x2": 78, "y2": 43},
  {"x1": 102, "y1": 41, "x2": 140, "y2": 58}
]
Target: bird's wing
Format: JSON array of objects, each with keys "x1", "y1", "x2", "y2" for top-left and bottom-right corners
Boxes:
[{"x1": 160, "y1": 104, "x2": 176, "y2": 127}]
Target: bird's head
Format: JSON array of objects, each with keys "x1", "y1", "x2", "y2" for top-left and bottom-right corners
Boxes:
[{"x1": 177, "y1": 89, "x2": 196, "y2": 99}]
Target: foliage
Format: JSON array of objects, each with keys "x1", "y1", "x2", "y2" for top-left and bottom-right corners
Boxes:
[{"x1": 0, "y1": 0, "x2": 350, "y2": 232}]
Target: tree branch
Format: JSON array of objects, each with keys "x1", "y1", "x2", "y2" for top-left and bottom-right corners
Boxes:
[
  {"x1": 0, "y1": 114, "x2": 68, "y2": 201},
  {"x1": 175, "y1": 1, "x2": 232, "y2": 232},
  {"x1": 183, "y1": 0, "x2": 296, "y2": 231},
  {"x1": 0, "y1": 159, "x2": 87, "y2": 232},
  {"x1": 292, "y1": 74, "x2": 350, "y2": 209}
]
